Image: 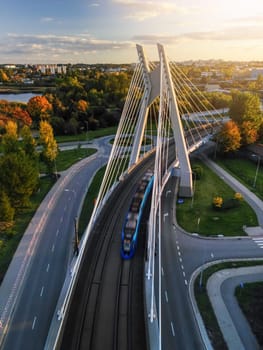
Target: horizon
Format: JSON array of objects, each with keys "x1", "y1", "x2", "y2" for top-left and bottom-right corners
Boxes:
[{"x1": 1, "y1": 0, "x2": 263, "y2": 64}]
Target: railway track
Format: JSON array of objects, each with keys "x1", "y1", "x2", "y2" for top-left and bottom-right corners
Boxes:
[{"x1": 59, "y1": 158, "x2": 154, "y2": 350}]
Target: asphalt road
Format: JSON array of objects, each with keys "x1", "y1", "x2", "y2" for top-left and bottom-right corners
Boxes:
[
  {"x1": 156, "y1": 164, "x2": 263, "y2": 349},
  {"x1": 2, "y1": 139, "x2": 111, "y2": 350}
]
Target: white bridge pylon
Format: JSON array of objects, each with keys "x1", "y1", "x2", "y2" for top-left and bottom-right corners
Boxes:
[{"x1": 130, "y1": 43, "x2": 193, "y2": 197}]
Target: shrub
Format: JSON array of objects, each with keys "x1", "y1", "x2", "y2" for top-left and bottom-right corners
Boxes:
[{"x1": 213, "y1": 196, "x2": 223, "y2": 208}]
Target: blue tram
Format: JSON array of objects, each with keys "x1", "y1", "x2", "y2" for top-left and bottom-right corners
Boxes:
[{"x1": 121, "y1": 170, "x2": 154, "y2": 259}]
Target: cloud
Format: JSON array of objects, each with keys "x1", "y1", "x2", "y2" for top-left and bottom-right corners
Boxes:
[
  {"x1": 112, "y1": 0, "x2": 189, "y2": 21},
  {"x1": 0, "y1": 33, "x2": 134, "y2": 62},
  {"x1": 133, "y1": 24, "x2": 263, "y2": 44},
  {"x1": 41, "y1": 17, "x2": 55, "y2": 22}
]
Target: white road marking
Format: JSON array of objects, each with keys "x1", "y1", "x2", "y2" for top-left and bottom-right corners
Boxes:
[
  {"x1": 170, "y1": 322, "x2": 175, "y2": 336},
  {"x1": 40, "y1": 286, "x2": 44, "y2": 297},
  {"x1": 177, "y1": 246, "x2": 180, "y2": 251},
  {"x1": 178, "y1": 251, "x2": 181, "y2": 256},
  {"x1": 179, "y1": 257, "x2": 182, "y2": 263},
  {"x1": 184, "y1": 279, "x2": 188, "y2": 286},
  {"x1": 60, "y1": 216, "x2": 63, "y2": 223},
  {"x1": 56, "y1": 229, "x2": 59, "y2": 236},
  {"x1": 46, "y1": 264, "x2": 50, "y2": 272},
  {"x1": 211, "y1": 252, "x2": 214, "y2": 258},
  {"x1": 32, "y1": 316, "x2": 37, "y2": 330},
  {"x1": 165, "y1": 291, "x2": 169, "y2": 303},
  {"x1": 161, "y1": 267, "x2": 164, "y2": 276},
  {"x1": 181, "y1": 264, "x2": 184, "y2": 270},
  {"x1": 182, "y1": 271, "x2": 186, "y2": 277},
  {"x1": 252, "y1": 238, "x2": 263, "y2": 248},
  {"x1": 51, "y1": 244, "x2": 55, "y2": 252}
]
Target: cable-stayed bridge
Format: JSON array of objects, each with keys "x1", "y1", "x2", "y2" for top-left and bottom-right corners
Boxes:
[{"x1": 47, "y1": 44, "x2": 226, "y2": 349}]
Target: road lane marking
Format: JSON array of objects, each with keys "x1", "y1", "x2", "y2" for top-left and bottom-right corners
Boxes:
[
  {"x1": 178, "y1": 251, "x2": 181, "y2": 256},
  {"x1": 177, "y1": 246, "x2": 180, "y2": 250},
  {"x1": 46, "y1": 264, "x2": 50, "y2": 272},
  {"x1": 252, "y1": 238, "x2": 263, "y2": 248},
  {"x1": 60, "y1": 216, "x2": 64, "y2": 223},
  {"x1": 184, "y1": 279, "x2": 188, "y2": 286},
  {"x1": 181, "y1": 264, "x2": 184, "y2": 270},
  {"x1": 170, "y1": 322, "x2": 175, "y2": 336},
  {"x1": 179, "y1": 257, "x2": 182, "y2": 263},
  {"x1": 161, "y1": 267, "x2": 164, "y2": 276},
  {"x1": 51, "y1": 244, "x2": 55, "y2": 252},
  {"x1": 211, "y1": 252, "x2": 214, "y2": 258},
  {"x1": 56, "y1": 229, "x2": 59, "y2": 236},
  {"x1": 32, "y1": 316, "x2": 37, "y2": 330},
  {"x1": 182, "y1": 271, "x2": 186, "y2": 277},
  {"x1": 40, "y1": 287, "x2": 44, "y2": 297},
  {"x1": 165, "y1": 291, "x2": 169, "y2": 303},
  {"x1": 163, "y1": 213, "x2": 168, "y2": 222}
]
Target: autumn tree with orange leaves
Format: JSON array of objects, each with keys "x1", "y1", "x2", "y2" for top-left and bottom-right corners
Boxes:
[
  {"x1": 217, "y1": 120, "x2": 241, "y2": 153},
  {"x1": 27, "y1": 96, "x2": 52, "y2": 126},
  {"x1": 0, "y1": 100, "x2": 32, "y2": 129}
]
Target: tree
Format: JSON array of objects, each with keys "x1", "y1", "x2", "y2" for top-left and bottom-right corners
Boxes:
[
  {"x1": 20, "y1": 125, "x2": 38, "y2": 160},
  {"x1": 27, "y1": 96, "x2": 53, "y2": 126},
  {"x1": 0, "y1": 191, "x2": 15, "y2": 229},
  {"x1": 217, "y1": 120, "x2": 241, "y2": 153},
  {"x1": 229, "y1": 91, "x2": 262, "y2": 129},
  {"x1": 2, "y1": 120, "x2": 19, "y2": 154},
  {"x1": 240, "y1": 120, "x2": 258, "y2": 145},
  {"x1": 0, "y1": 152, "x2": 39, "y2": 208},
  {"x1": 39, "y1": 120, "x2": 58, "y2": 174}
]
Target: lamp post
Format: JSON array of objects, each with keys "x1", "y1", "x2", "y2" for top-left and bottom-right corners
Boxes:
[
  {"x1": 64, "y1": 189, "x2": 79, "y2": 255},
  {"x1": 252, "y1": 154, "x2": 261, "y2": 188},
  {"x1": 191, "y1": 172, "x2": 196, "y2": 208}
]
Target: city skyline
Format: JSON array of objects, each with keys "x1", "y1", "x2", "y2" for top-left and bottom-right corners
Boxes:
[{"x1": 1, "y1": 0, "x2": 263, "y2": 64}]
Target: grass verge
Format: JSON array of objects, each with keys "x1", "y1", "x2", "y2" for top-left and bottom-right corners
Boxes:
[
  {"x1": 215, "y1": 156, "x2": 263, "y2": 200},
  {"x1": 0, "y1": 176, "x2": 56, "y2": 282},
  {"x1": 194, "y1": 260, "x2": 263, "y2": 349},
  {"x1": 0, "y1": 149, "x2": 96, "y2": 282},
  {"x1": 54, "y1": 126, "x2": 117, "y2": 143},
  {"x1": 78, "y1": 166, "x2": 106, "y2": 236},
  {"x1": 176, "y1": 159, "x2": 258, "y2": 236}
]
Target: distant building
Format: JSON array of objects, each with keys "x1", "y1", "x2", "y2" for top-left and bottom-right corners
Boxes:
[
  {"x1": 205, "y1": 84, "x2": 220, "y2": 92},
  {"x1": 4, "y1": 64, "x2": 16, "y2": 69},
  {"x1": 250, "y1": 68, "x2": 263, "y2": 80}
]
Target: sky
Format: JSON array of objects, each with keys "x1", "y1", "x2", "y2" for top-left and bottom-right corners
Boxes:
[{"x1": 1, "y1": 0, "x2": 263, "y2": 64}]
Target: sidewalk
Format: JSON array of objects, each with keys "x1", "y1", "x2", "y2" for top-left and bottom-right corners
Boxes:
[
  {"x1": 207, "y1": 267, "x2": 263, "y2": 350},
  {"x1": 196, "y1": 155, "x2": 263, "y2": 349}
]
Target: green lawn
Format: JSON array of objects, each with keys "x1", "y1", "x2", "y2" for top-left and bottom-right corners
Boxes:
[
  {"x1": 39, "y1": 147, "x2": 97, "y2": 173},
  {"x1": 0, "y1": 148, "x2": 96, "y2": 282},
  {"x1": 54, "y1": 126, "x2": 117, "y2": 143},
  {"x1": 0, "y1": 176, "x2": 56, "y2": 282},
  {"x1": 195, "y1": 261, "x2": 263, "y2": 350},
  {"x1": 215, "y1": 156, "x2": 263, "y2": 200},
  {"x1": 78, "y1": 166, "x2": 106, "y2": 236},
  {"x1": 176, "y1": 159, "x2": 258, "y2": 236}
]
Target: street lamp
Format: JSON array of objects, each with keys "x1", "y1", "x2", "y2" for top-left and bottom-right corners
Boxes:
[
  {"x1": 64, "y1": 189, "x2": 79, "y2": 255},
  {"x1": 252, "y1": 154, "x2": 261, "y2": 188},
  {"x1": 191, "y1": 172, "x2": 196, "y2": 208}
]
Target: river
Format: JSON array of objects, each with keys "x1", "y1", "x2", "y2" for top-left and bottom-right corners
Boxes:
[{"x1": 0, "y1": 93, "x2": 39, "y2": 103}]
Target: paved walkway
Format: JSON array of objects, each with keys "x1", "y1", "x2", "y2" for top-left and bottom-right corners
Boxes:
[{"x1": 198, "y1": 154, "x2": 263, "y2": 350}]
